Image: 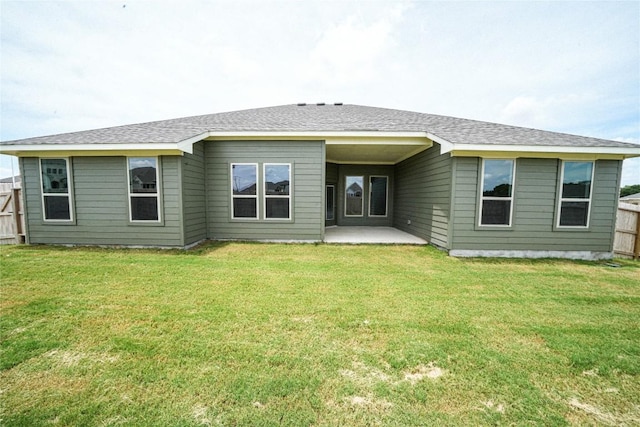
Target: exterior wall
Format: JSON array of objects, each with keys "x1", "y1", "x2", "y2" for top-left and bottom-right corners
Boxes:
[
  {"x1": 393, "y1": 145, "x2": 452, "y2": 248},
  {"x1": 22, "y1": 156, "x2": 184, "y2": 247},
  {"x1": 335, "y1": 164, "x2": 394, "y2": 227},
  {"x1": 181, "y1": 141, "x2": 207, "y2": 245},
  {"x1": 449, "y1": 157, "x2": 621, "y2": 253},
  {"x1": 326, "y1": 162, "x2": 339, "y2": 184},
  {"x1": 205, "y1": 140, "x2": 324, "y2": 241}
]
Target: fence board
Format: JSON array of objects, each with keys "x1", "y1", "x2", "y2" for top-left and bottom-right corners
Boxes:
[
  {"x1": 614, "y1": 202, "x2": 640, "y2": 259},
  {"x1": 0, "y1": 188, "x2": 25, "y2": 245}
]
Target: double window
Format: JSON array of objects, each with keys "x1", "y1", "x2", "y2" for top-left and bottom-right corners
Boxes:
[
  {"x1": 557, "y1": 161, "x2": 593, "y2": 228},
  {"x1": 344, "y1": 175, "x2": 389, "y2": 218},
  {"x1": 479, "y1": 159, "x2": 515, "y2": 226},
  {"x1": 40, "y1": 158, "x2": 73, "y2": 221},
  {"x1": 128, "y1": 157, "x2": 160, "y2": 222},
  {"x1": 231, "y1": 163, "x2": 291, "y2": 220}
]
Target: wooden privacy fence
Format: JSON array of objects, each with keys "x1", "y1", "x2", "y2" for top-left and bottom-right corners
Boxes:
[
  {"x1": 614, "y1": 202, "x2": 640, "y2": 259},
  {"x1": 0, "y1": 188, "x2": 25, "y2": 245}
]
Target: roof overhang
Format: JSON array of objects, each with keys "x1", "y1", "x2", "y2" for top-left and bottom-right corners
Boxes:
[
  {"x1": 429, "y1": 132, "x2": 640, "y2": 159},
  {"x1": 1, "y1": 143, "x2": 189, "y2": 157},
  {"x1": 2, "y1": 130, "x2": 638, "y2": 161},
  {"x1": 442, "y1": 144, "x2": 640, "y2": 160}
]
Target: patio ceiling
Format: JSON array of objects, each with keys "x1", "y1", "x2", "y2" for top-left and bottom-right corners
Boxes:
[{"x1": 325, "y1": 137, "x2": 433, "y2": 165}]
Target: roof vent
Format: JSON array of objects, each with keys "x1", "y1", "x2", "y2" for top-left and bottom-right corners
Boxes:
[
  {"x1": 316, "y1": 102, "x2": 325, "y2": 106},
  {"x1": 297, "y1": 103, "x2": 307, "y2": 106},
  {"x1": 334, "y1": 102, "x2": 343, "y2": 106}
]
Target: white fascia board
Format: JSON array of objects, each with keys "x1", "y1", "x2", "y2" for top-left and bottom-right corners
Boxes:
[
  {"x1": 449, "y1": 144, "x2": 640, "y2": 159},
  {"x1": 424, "y1": 132, "x2": 640, "y2": 158},
  {"x1": 1, "y1": 142, "x2": 188, "y2": 156}
]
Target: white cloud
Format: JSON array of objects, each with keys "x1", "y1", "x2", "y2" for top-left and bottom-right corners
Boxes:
[
  {"x1": 300, "y1": 5, "x2": 406, "y2": 86},
  {"x1": 498, "y1": 93, "x2": 600, "y2": 130},
  {"x1": 303, "y1": 19, "x2": 392, "y2": 84}
]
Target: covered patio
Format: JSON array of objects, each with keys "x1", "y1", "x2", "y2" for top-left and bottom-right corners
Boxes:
[{"x1": 324, "y1": 226, "x2": 427, "y2": 245}]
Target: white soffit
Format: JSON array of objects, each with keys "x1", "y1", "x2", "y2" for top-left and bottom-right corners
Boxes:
[{"x1": 447, "y1": 145, "x2": 640, "y2": 159}]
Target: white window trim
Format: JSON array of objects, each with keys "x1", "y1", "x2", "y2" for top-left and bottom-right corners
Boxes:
[
  {"x1": 39, "y1": 157, "x2": 74, "y2": 222},
  {"x1": 556, "y1": 160, "x2": 594, "y2": 229},
  {"x1": 326, "y1": 185, "x2": 335, "y2": 221},
  {"x1": 368, "y1": 175, "x2": 389, "y2": 217},
  {"x1": 344, "y1": 176, "x2": 365, "y2": 217},
  {"x1": 230, "y1": 163, "x2": 259, "y2": 220},
  {"x1": 127, "y1": 157, "x2": 161, "y2": 223},
  {"x1": 478, "y1": 159, "x2": 516, "y2": 227},
  {"x1": 263, "y1": 163, "x2": 292, "y2": 221}
]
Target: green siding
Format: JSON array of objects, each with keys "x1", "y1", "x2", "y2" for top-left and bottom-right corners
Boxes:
[
  {"x1": 181, "y1": 141, "x2": 207, "y2": 245},
  {"x1": 205, "y1": 140, "x2": 324, "y2": 241},
  {"x1": 326, "y1": 162, "x2": 339, "y2": 184},
  {"x1": 393, "y1": 145, "x2": 452, "y2": 248},
  {"x1": 450, "y1": 158, "x2": 621, "y2": 252},
  {"x1": 335, "y1": 164, "x2": 394, "y2": 227},
  {"x1": 23, "y1": 156, "x2": 184, "y2": 247}
]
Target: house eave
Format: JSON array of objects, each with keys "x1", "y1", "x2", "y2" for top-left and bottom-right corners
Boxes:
[
  {"x1": 1, "y1": 143, "x2": 189, "y2": 157},
  {"x1": 442, "y1": 143, "x2": 640, "y2": 160}
]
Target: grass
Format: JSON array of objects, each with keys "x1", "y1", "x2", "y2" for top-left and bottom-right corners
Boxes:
[{"x1": 0, "y1": 242, "x2": 639, "y2": 426}]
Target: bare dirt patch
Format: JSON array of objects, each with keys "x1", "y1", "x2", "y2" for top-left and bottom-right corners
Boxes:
[
  {"x1": 339, "y1": 361, "x2": 392, "y2": 386},
  {"x1": 45, "y1": 349, "x2": 119, "y2": 367},
  {"x1": 192, "y1": 404, "x2": 212, "y2": 426},
  {"x1": 344, "y1": 395, "x2": 393, "y2": 411},
  {"x1": 568, "y1": 397, "x2": 640, "y2": 426},
  {"x1": 403, "y1": 362, "x2": 445, "y2": 384},
  {"x1": 483, "y1": 400, "x2": 506, "y2": 414}
]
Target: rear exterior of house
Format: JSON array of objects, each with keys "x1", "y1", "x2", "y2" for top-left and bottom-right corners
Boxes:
[{"x1": 4, "y1": 104, "x2": 639, "y2": 258}]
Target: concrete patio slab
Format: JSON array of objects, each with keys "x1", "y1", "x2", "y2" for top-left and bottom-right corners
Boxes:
[{"x1": 324, "y1": 226, "x2": 427, "y2": 245}]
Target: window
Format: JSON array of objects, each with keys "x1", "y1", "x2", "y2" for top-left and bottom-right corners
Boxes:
[
  {"x1": 557, "y1": 161, "x2": 593, "y2": 227},
  {"x1": 264, "y1": 163, "x2": 291, "y2": 219},
  {"x1": 231, "y1": 163, "x2": 258, "y2": 219},
  {"x1": 345, "y1": 176, "x2": 364, "y2": 216},
  {"x1": 40, "y1": 158, "x2": 72, "y2": 221},
  {"x1": 369, "y1": 176, "x2": 388, "y2": 217},
  {"x1": 326, "y1": 185, "x2": 335, "y2": 221},
  {"x1": 479, "y1": 159, "x2": 515, "y2": 226},
  {"x1": 128, "y1": 157, "x2": 160, "y2": 222}
]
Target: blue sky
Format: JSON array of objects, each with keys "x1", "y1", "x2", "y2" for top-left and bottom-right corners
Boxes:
[{"x1": 1, "y1": 0, "x2": 639, "y2": 185}]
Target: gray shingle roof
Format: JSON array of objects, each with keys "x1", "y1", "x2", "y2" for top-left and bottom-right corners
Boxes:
[{"x1": 1, "y1": 103, "x2": 637, "y2": 149}]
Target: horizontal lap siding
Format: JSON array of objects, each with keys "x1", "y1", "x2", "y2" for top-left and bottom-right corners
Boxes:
[
  {"x1": 205, "y1": 140, "x2": 324, "y2": 241},
  {"x1": 450, "y1": 158, "x2": 620, "y2": 252},
  {"x1": 181, "y1": 141, "x2": 207, "y2": 245},
  {"x1": 393, "y1": 145, "x2": 452, "y2": 248},
  {"x1": 23, "y1": 156, "x2": 183, "y2": 246}
]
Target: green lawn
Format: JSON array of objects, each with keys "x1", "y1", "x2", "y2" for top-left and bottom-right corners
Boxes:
[{"x1": 1, "y1": 243, "x2": 639, "y2": 426}]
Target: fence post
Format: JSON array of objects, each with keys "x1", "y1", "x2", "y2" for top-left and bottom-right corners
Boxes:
[{"x1": 11, "y1": 188, "x2": 22, "y2": 244}]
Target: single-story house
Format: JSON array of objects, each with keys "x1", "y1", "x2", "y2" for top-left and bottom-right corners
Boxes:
[{"x1": 2, "y1": 103, "x2": 639, "y2": 259}]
